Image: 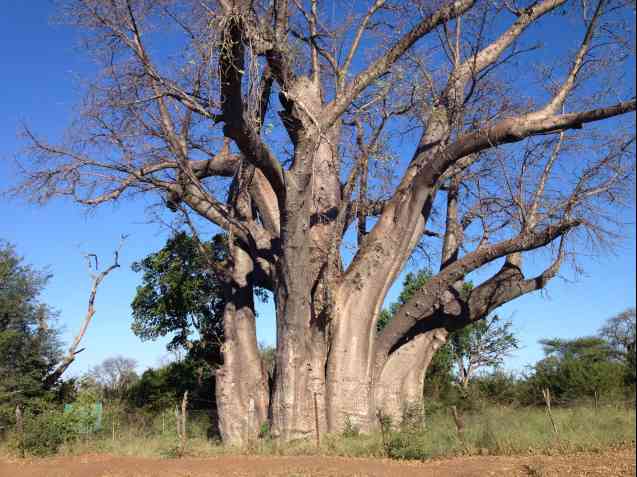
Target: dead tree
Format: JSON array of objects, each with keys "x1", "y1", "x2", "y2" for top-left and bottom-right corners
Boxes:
[
  {"x1": 13, "y1": 0, "x2": 636, "y2": 444},
  {"x1": 44, "y1": 239, "x2": 125, "y2": 388}
]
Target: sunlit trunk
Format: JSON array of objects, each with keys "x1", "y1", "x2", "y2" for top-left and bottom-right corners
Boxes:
[
  {"x1": 374, "y1": 330, "x2": 448, "y2": 427},
  {"x1": 270, "y1": 95, "x2": 339, "y2": 439},
  {"x1": 216, "y1": 246, "x2": 269, "y2": 445}
]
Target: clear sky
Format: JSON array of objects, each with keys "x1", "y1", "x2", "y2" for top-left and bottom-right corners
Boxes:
[{"x1": 1, "y1": 1, "x2": 635, "y2": 379}]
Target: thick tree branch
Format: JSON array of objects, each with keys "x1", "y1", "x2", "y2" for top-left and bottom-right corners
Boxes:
[
  {"x1": 219, "y1": 18, "x2": 286, "y2": 204},
  {"x1": 419, "y1": 100, "x2": 637, "y2": 188},
  {"x1": 373, "y1": 220, "x2": 580, "y2": 376},
  {"x1": 453, "y1": 0, "x2": 568, "y2": 87}
]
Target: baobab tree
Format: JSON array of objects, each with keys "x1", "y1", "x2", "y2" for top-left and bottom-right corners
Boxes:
[{"x1": 12, "y1": 0, "x2": 635, "y2": 444}]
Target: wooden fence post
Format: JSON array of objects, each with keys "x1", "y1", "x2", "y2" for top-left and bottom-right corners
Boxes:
[
  {"x1": 542, "y1": 388, "x2": 558, "y2": 434},
  {"x1": 451, "y1": 406, "x2": 465, "y2": 441},
  {"x1": 15, "y1": 404, "x2": 24, "y2": 458},
  {"x1": 180, "y1": 391, "x2": 188, "y2": 454},
  {"x1": 313, "y1": 393, "x2": 320, "y2": 449}
]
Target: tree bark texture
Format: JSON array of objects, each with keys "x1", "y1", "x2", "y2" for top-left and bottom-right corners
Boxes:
[
  {"x1": 216, "y1": 245, "x2": 269, "y2": 444},
  {"x1": 22, "y1": 0, "x2": 636, "y2": 447}
]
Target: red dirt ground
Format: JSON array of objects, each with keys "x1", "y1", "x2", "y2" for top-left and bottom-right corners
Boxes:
[{"x1": 0, "y1": 448, "x2": 634, "y2": 477}]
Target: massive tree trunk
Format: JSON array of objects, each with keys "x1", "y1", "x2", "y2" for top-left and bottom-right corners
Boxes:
[
  {"x1": 324, "y1": 109, "x2": 451, "y2": 433},
  {"x1": 216, "y1": 245, "x2": 269, "y2": 445},
  {"x1": 326, "y1": 216, "x2": 426, "y2": 432},
  {"x1": 270, "y1": 78, "x2": 339, "y2": 440}
]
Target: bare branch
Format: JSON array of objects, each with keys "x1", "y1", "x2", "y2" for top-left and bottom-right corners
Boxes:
[
  {"x1": 322, "y1": 0, "x2": 476, "y2": 128},
  {"x1": 44, "y1": 237, "x2": 126, "y2": 388}
]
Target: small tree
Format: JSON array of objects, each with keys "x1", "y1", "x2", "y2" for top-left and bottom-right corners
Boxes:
[
  {"x1": 88, "y1": 356, "x2": 139, "y2": 400},
  {"x1": 451, "y1": 315, "x2": 518, "y2": 390},
  {"x1": 599, "y1": 308, "x2": 636, "y2": 385},
  {"x1": 531, "y1": 337, "x2": 625, "y2": 404},
  {"x1": 131, "y1": 232, "x2": 229, "y2": 365},
  {"x1": 0, "y1": 241, "x2": 61, "y2": 428}
]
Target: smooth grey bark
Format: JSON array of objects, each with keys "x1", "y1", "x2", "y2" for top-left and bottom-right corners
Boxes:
[
  {"x1": 216, "y1": 233, "x2": 269, "y2": 444},
  {"x1": 326, "y1": 217, "x2": 426, "y2": 432},
  {"x1": 270, "y1": 79, "x2": 339, "y2": 440},
  {"x1": 324, "y1": 110, "x2": 450, "y2": 433},
  {"x1": 375, "y1": 329, "x2": 448, "y2": 426}
]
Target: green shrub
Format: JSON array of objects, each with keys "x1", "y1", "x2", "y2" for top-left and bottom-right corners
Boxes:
[
  {"x1": 342, "y1": 416, "x2": 360, "y2": 438},
  {"x1": 400, "y1": 403, "x2": 425, "y2": 432},
  {"x1": 386, "y1": 431, "x2": 430, "y2": 460},
  {"x1": 9, "y1": 402, "x2": 82, "y2": 456},
  {"x1": 258, "y1": 421, "x2": 271, "y2": 440}
]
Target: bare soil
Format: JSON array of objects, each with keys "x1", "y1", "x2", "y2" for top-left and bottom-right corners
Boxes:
[{"x1": 0, "y1": 449, "x2": 634, "y2": 477}]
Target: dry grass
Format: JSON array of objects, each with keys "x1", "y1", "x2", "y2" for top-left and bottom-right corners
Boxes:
[{"x1": 1, "y1": 404, "x2": 634, "y2": 461}]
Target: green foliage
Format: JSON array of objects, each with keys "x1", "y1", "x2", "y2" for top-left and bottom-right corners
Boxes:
[
  {"x1": 529, "y1": 336, "x2": 626, "y2": 404},
  {"x1": 127, "y1": 359, "x2": 215, "y2": 415},
  {"x1": 342, "y1": 416, "x2": 360, "y2": 438},
  {"x1": 0, "y1": 241, "x2": 62, "y2": 429},
  {"x1": 9, "y1": 400, "x2": 82, "y2": 456},
  {"x1": 131, "y1": 232, "x2": 228, "y2": 364},
  {"x1": 472, "y1": 369, "x2": 521, "y2": 406},
  {"x1": 258, "y1": 421, "x2": 271, "y2": 440},
  {"x1": 399, "y1": 402, "x2": 425, "y2": 432},
  {"x1": 376, "y1": 270, "x2": 432, "y2": 332},
  {"x1": 424, "y1": 341, "x2": 456, "y2": 401},
  {"x1": 3, "y1": 402, "x2": 634, "y2": 460},
  {"x1": 385, "y1": 431, "x2": 436, "y2": 460}
]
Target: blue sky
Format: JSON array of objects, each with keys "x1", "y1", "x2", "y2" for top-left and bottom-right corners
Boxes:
[{"x1": 1, "y1": 1, "x2": 635, "y2": 378}]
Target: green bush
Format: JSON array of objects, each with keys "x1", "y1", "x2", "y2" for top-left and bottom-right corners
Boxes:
[
  {"x1": 400, "y1": 402, "x2": 425, "y2": 432},
  {"x1": 342, "y1": 416, "x2": 360, "y2": 438},
  {"x1": 9, "y1": 402, "x2": 82, "y2": 456},
  {"x1": 386, "y1": 431, "x2": 430, "y2": 460}
]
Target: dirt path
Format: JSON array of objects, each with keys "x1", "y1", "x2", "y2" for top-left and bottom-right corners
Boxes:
[{"x1": 0, "y1": 449, "x2": 634, "y2": 477}]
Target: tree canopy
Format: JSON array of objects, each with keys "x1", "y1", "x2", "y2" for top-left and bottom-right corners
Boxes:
[
  {"x1": 87, "y1": 356, "x2": 139, "y2": 401},
  {"x1": 0, "y1": 241, "x2": 61, "y2": 425},
  {"x1": 131, "y1": 232, "x2": 228, "y2": 364},
  {"x1": 531, "y1": 335, "x2": 626, "y2": 402}
]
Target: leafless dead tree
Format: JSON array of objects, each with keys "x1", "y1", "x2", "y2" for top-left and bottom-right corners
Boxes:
[{"x1": 44, "y1": 238, "x2": 125, "y2": 388}]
